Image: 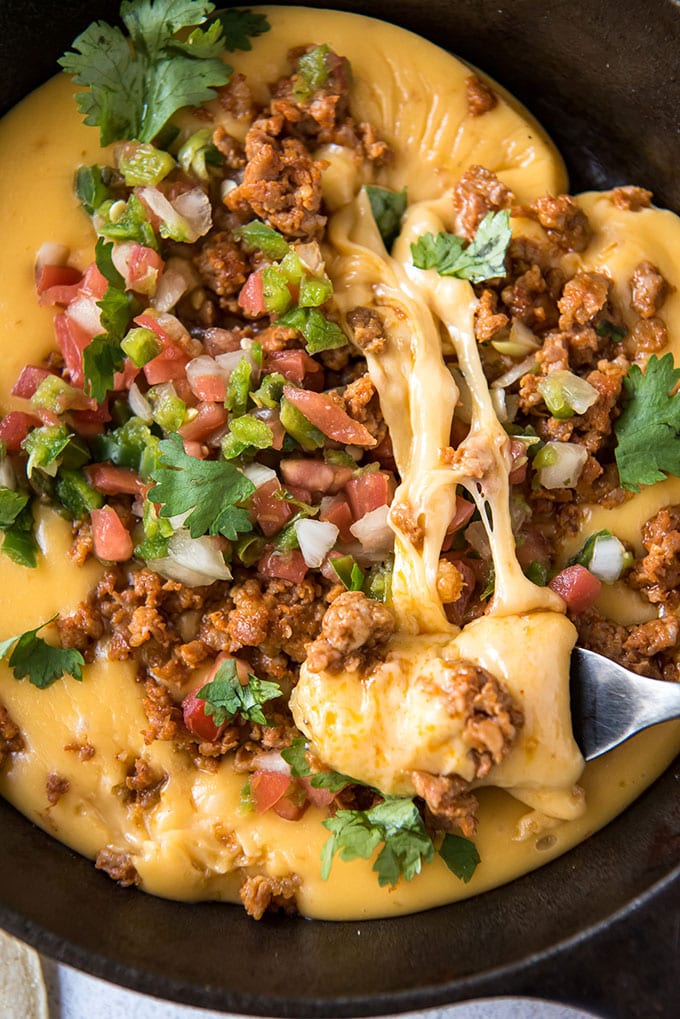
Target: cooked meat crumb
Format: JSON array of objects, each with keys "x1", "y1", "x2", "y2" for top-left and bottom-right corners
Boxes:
[
  {"x1": 95, "y1": 848, "x2": 141, "y2": 888},
  {"x1": 465, "y1": 73, "x2": 498, "y2": 117},
  {"x1": 0, "y1": 705, "x2": 24, "y2": 769},
  {"x1": 305, "y1": 591, "x2": 395, "y2": 673},
  {"x1": 46, "y1": 772, "x2": 70, "y2": 806},
  {"x1": 347, "y1": 306, "x2": 388, "y2": 353},
  {"x1": 629, "y1": 261, "x2": 670, "y2": 319},
  {"x1": 240, "y1": 873, "x2": 300, "y2": 920},
  {"x1": 610, "y1": 186, "x2": 652, "y2": 211}
]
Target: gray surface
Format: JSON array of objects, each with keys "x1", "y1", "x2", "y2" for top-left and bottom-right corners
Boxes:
[{"x1": 41, "y1": 958, "x2": 597, "y2": 1019}]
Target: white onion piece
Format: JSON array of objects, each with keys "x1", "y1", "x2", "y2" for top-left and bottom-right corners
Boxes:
[
  {"x1": 149, "y1": 530, "x2": 231, "y2": 586},
  {"x1": 241, "y1": 462, "x2": 277, "y2": 488},
  {"x1": 66, "y1": 295, "x2": 102, "y2": 335},
  {"x1": 294, "y1": 241, "x2": 324, "y2": 274},
  {"x1": 295, "y1": 518, "x2": 339, "y2": 568},
  {"x1": 492, "y1": 354, "x2": 538, "y2": 390},
  {"x1": 35, "y1": 242, "x2": 69, "y2": 272},
  {"x1": 185, "y1": 355, "x2": 231, "y2": 394},
  {"x1": 491, "y1": 319, "x2": 540, "y2": 357},
  {"x1": 172, "y1": 188, "x2": 213, "y2": 239},
  {"x1": 588, "y1": 534, "x2": 629, "y2": 584},
  {"x1": 490, "y1": 387, "x2": 508, "y2": 422},
  {"x1": 168, "y1": 509, "x2": 192, "y2": 530},
  {"x1": 128, "y1": 382, "x2": 153, "y2": 423},
  {"x1": 537, "y1": 441, "x2": 588, "y2": 490},
  {"x1": 251, "y1": 751, "x2": 290, "y2": 775},
  {"x1": 465, "y1": 520, "x2": 491, "y2": 558},
  {"x1": 154, "y1": 312, "x2": 189, "y2": 343},
  {"x1": 151, "y1": 270, "x2": 187, "y2": 312},
  {"x1": 0, "y1": 457, "x2": 16, "y2": 490},
  {"x1": 350, "y1": 504, "x2": 393, "y2": 554},
  {"x1": 215, "y1": 348, "x2": 258, "y2": 377},
  {"x1": 111, "y1": 241, "x2": 136, "y2": 282},
  {"x1": 139, "y1": 187, "x2": 212, "y2": 243}
]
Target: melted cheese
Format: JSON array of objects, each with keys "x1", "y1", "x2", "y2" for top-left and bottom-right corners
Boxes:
[{"x1": 0, "y1": 6, "x2": 678, "y2": 921}]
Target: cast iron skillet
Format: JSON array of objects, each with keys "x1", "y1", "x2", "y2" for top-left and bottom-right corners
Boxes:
[{"x1": 1, "y1": 2, "x2": 679, "y2": 1016}]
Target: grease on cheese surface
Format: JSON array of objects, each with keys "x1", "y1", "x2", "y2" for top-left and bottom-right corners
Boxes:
[{"x1": 0, "y1": 6, "x2": 679, "y2": 920}]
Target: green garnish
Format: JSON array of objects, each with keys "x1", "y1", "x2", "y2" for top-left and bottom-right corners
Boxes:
[
  {"x1": 221, "y1": 415, "x2": 274, "y2": 459},
  {"x1": 75, "y1": 165, "x2": 113, "y2": 215},
  {"x1": 330, "y1": 554, "x2": 365, "y2": 592},
  {"x1": 0, "y1": 616, "x2": 85, "y2": 689},
  {"x1": 438, "y1": 833, "x2": 481, "y2": 883},
  {"x1": 0, "y1": 489, "x2": 29, "y2": 530},
  {"x1": 196, "y1": 658, "x2": 281, "y2": 725},
  {"x1": 59, "y1": 0, "x2": 235, "y2": 146},
  {"x1": 596, "y1": 319, "x2": 627, "y2": 341},
  {"x1": 148, "y1": 432, "x2": 255, "y2": 539},
  {"x1": 234, "y1": 219, "x2": 290, "y2": 260},
  {"x1": 294, "y1": 44, "x2": 331, "y2": 102},
  {"x1": 225, "y1": 356, "x2": 254, "y2": 416},
  {"x1": 280, "y1": 737, "x2": 312, "y2": 777},
  {"x1": 279, "y1": 307, "x2": 348, "y2": 354},
  {"x1": 365, "y1": 185, "x2": 407, "y2": 249},
  {"x1": 411, "y1": 209, "x2": 511, "y2": 283},
  {"x1": 215, "y1": 8, "x2": 271, "y2": 52},
  {"x1": 614, "y1": 353, "x2": 680, "y2": 491},
  {"x1": 22, "y1": 425, "x2": 72, "y2": 478}
]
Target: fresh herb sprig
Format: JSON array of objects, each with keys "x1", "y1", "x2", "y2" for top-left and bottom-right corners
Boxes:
[
  {"x1": 0, "y1": 616, "x2": 85, "y2": 689},
  {"x1": 614, "y1": 353, "x2": 680, "y2": 491},
  {"x1": 59, "y1": 1, "x2": 270, "y2": 147},
  {"x1": 365, "y1": 185, "x2": 408, "y2": 249},
  {"x1": 411, "y1": 209, "x2": 511, "y2": 283},
  {"x1": 197, "y1": 658, "x2": 281, "y2": 725}
]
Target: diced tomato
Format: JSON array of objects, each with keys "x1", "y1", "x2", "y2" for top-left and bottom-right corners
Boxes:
[
  {"x1": 182, "y1": 688, "x2": 226, "y2": 742},
  {"x1": 143, "y1": 345, "x2": 190, "y2": 384},
  {"x1": 133, "y1": 313, "x2": 172, "y2": 344},
  {"x1": 320, "y1": 494, "x2": 354, "y2": 542},
  {"x1": 252, "y1": 479, "x2": 294, "y2": 537},
  {"x1": 67, "y1": 400, "x2": 112, "y2": 437},
  {"x1": 299, "y1": 775, "x2": 336, "y2": 810},
  {"x1": 178, "y1": 402, "x2": 227, "y2": 443},
  {"x1": 282, "y1": 386, "x2": 376, "y2": 447},
  {"x1": 90, "y1": 506, "x2": 134, "y2": 562},
  {"x1": 191, "y1": 374, "x2": 227, "y2": 403},
  {"x1": 258, "y1": 548, "x2": 308, "y2": 582},
  {"x1": 280, "y1": 457, "x2": 353, "y2": 495},
  {"x1": 345, "y1": 472, "x2": 392, "y2": 519},
  {"x1": 128, "y1": 245, "x2": 164, "y2": 294},
  {"x1": 11, "y1": 365, "x2": 53, "y2": 399},
  {"x1": 85, "y1": 464, "x2": 144, "y2": 496},
  {"x1": 284, "y1": 483, "x2": 313, "y2": 505},
  {"x1": 271, "y1": 788, "x2": 308, "y2": 821},
  {"x1": 36, "y1": 264, "x2": 82, "y2": 296},
  {"x1": 264, "y1": 350, "x2": 324, "y2": 390},
  {"x1": 79, "y1": 263, "x2": 109, "y2": 300},
  {"x1": 251, "y1": 770, "x2": 293, "y2": 813},
  {"x1": 172, "y1": 378, "x2": 199, "y2": 408},
  {"x1": 112, "y1": 359, "x2": 141, "y2": 392},
  {"x1": 444, "y1": 496, "x2": 475, "y2": 539},
  {"x1": 548, "y1": 564, "x2": 602, "y2": 614},
  {"x1": 33, "y1": 406, "x2": 61, "y2": 428},
  {"x1": 0, "y1": 411, "x2": 41, "y2": 452},
  {"x1": 54, "y1": 312, "x2": 90, "y2": 387},
  {"x1": 238, "y1": 270, "x2": 267, "y2": 317}
]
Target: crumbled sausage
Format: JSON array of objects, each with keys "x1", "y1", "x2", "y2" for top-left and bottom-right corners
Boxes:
[
  {"x1": 64, "y1": 739, "x2": 96, "y2": 761},
  {"x1": 465, "y1": 74, "x2": 498, "y2": 117},
  {"x1": 95, "y1": 848, "x2": 141, "y2": 887},
  {"x1": 557, "y1": 271, "x2": 611, "y2": 331},
  {"x1": 610, "y1": 186, "x2": 652, "y2": 211},
  {"x1": 240, "y1": 873, "x2": 300, "y2": 920},
  {"x1": 125, "y1": 757, "x2": 167, "y2": 810},
  {"x1": 501, "y1": 264, "x2": 559, "y2": 332},
  {"x1": 305, "y1": 591, "x2": 395, "y2": 673},
  {"x1": 629, "y1": 261, "x2": 669, "y2": 319},
  {"x1": 451, "y1": 165, "x2": 513, "y2": 241},
  {"x1": 475, "y1": 289, "x2": 509, "y2": 342},
  {"x1": 0, "y1": 704, "x2": 24, "y2": 769},
  {"x1": 628, "y1": 506, "x2": 680, "y2": 608},
  {"x1": 193, "y1": 231, "x2": 251, "y2": 310},
  {"x1": 531, "y1": 194, "x2": 591, "y2": 252},
  {"x1": 346, "y1": 306, "x2": 387, "y2": 353},
  {"x1": 411, "y1": 771, "x2": 478, "y2": 837},
  {"x1": 46, "y1": 773, "x2": 70, "y2": 806},
  {"x1": 341, "y1": 373, "x2": 386, "y2": 442},
  {"x1": 626, "y1": 316, "x2": 668, "y2": 362}
]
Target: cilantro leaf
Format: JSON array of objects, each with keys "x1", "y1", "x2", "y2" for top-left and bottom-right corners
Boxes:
[
  {"x1": 149, "y1": 432, "x2": 255, "y2": 539},
  {"x1": 2, "y1": 527, "x2": 39, "y2": 569},
  {"x1": 197, "y1": 658, "x2": 281, "y2": 725},
  {"x1": 365, "y1": 185, "x2": 407, "y2": 249},
  {"x1": 614, "y1": 353, "x2": 680, "y2": 491},
  {"x1": 0, "y1": 489, "x2": 29, "y2": 530},
  {"x1": 411, "y1": 209, "x2": 511, "y2": 284},
  {"x1": 59, "y1": 0, "x2": 232, "y2": 146},
  {"x1": 330, "y1": 554, "x2": 366, "y2": 592},
  {"x1": 280, "y1": 737, "x2": 312, "y2": 778},
  {"x1": 321, "y1": 797, "x2": 435, "y2": 887},
  {"x1": 0, "y1": 615, "x2": 84, "y2": 689},
  {"x1": 216, "y1": 8, "x2": 271, "y2": 52},
  {"x1": 310, "y1": 769, "x2": 357, "y2": 794},
  {"x1": 95, "y1": 237, "x2": 125, "y2": 289},
  {"x1": 438, "y1": 833, "x2": 481, "y2": 883},
  {"x1": 82, "y1": 334, "x2": 126, "y2": 404}
]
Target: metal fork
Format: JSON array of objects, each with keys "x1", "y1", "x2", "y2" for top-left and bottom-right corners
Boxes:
[{"x1": 571, "y1": 647, "x2": 680, "y2": 761}]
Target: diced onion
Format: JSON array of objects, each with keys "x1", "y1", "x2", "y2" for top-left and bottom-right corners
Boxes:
[
  {"x1": 294, "y1": 518, "x2": 339, "y2": 567},
  {"x1": 151, "y1": 270, "x2": 188, "y2": 312},
  {"x1": 465, "y1": 520, "x2": 491, "y2": 558},
  {"x1": 185, "y1": 354, "x2": 231, "y2": 393},
  {"x1": 588, "y1": 533, "x2": 629, "y2": 584},
  {"x1": 111, "y1": 241, "x2": 136, "y2": 281},
  {"x1": 168, "y1": 509, "x2": 192, "y2": 530},
  {"x1": 128, "y1": 381, "x2": 153, "y2": 423},
  {"x1": 241, "y1": 462, "x2": 277, "y2": 488},
  {"x1": 140, "y1": 187, "x2": 212, "y2": 243},
  {"x1": 172, "y1": 189, "x2": 213, "y2": 239},
  {"x1": 492, "y1": 354, "x2": 538, "y2": 390},
  {"x1": 66, "y1": 295, "x2": 102, "y2": 335},
  {"x1": 537, "y1": 370, "x2": 599, "y2": 418},
  {"x1": 490, "y1": 387, "x2": 508, "y2": 422},
  {"x1": 536, "y1": 441, "x2": 588, "y2": 489},
  {"x1": 35, "y1": 242, "x2": 69, "y2": 272},
  {"x1": 251, "y1": 751, "x2": 290, "y2": 775},
  {"x1": 491, "y1": 319, "x2": 541, "y2": 357},
  {"x1": 149, "y1": 530, "x2": 231, "y2": 586},
  {"x1": 350, "y1": 504, "x2": 394, "y2": 554},
  {"x1": 294, "y1": 241, "x2": 324, "y2": 275},
  {"x1": 0, "y1": 458, "x2": 16, "y2": 490}
]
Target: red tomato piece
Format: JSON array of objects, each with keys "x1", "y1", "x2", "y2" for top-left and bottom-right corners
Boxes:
[
  {"x1": 368, "y1": 432, "x2": 396, "y2": 471},
  {"x1": 36, "y1": 264, "x2": 82, "y2": 296},
  {"x1": 299, "y1": 776, "x2": 336, "y2": 810},
  {"x1": 0, "y1": 412, "x2": 41, "y2": 452},
  {"x1": 182, "y1": 688, "x2": 226, "y2": 742},
  {"x1": 548, "y1": 564, "x2": 602, "y2": 614},
  {"x1": 11, "y1": 366, "x2": 52, "y2": 399},
  {"x1": 238, "y1": 270, "x2": 266, "y2": 317},
  {"x1": 54, "y1": 312, "x2": 91, "y2": 387},
  {"x1": 320, "y1": 494, "x2": 354, "y2": 542},
  {"x1": 345, "y1": 472, "x2": 391, "y2": 520},
  {"x1": 178, "y1": 402, "x2": 227, "y2": 443},
  {"x1": 143, "y1": 345, "x2": 190, "y2": 384},
  {"x1": 133, "y1": 314, "x2": 172, "y2": 344},
  {"x1": 90, "y1": 506, "x2": 134, "y2": 562},
  {"x1": 112, "y1": 359, "x2": 140, "y2": 392},
  {"x1": 250, "y1": 771, "x2": 293, "y2": 813},
  {"x1": 264, "y1": 350, "x2": 324, "y2": 390},
  {"x1": 280, "y1": 458, "x2": 335, "y2": 494},
  {"x1": 191, "y1": 374, "x2": 227, "y2": 403},
  {"x1": 282, "y1": 386, "x2": 377, "y2": 447},
  {"x1": 128, "y1": 245, "x2": 164, "y2": 292},
  {"x1": 271, "y1": 789, "x2": 308, "y2": 821},
  {"x1": 251, "y1": 479, "x2": 294, "y2": 537},
  {"x1": 85, "y1": 464, "x2": 144, "y2": 496},
  {"x1": 258, "y1": 548, "x2": 308, "y2": 582}
]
